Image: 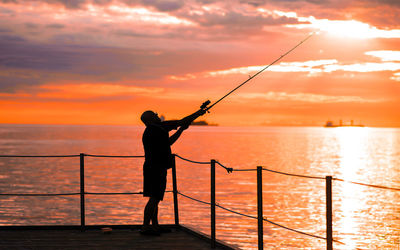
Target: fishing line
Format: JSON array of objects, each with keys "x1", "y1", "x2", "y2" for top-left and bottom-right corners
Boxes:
[{"x1": 201, "y1": 31, "x2": 317, "y2": 111}]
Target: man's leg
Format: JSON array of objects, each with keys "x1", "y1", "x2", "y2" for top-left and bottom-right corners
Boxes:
[
  {"x1": 151, "y1": 205, "x2": 171, "y2": 233},
  {"x1": 151, "y1": 205, "x2": 159, "y2": 227},
  {"x1": 142, "y1": 197, "x2": 160, "y2": 231},
  {"x1": 143, "y1": 197, "x2": 160, "y2": 227}
]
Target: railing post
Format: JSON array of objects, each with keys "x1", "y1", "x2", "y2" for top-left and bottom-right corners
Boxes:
[
  {"x1": 257, "y1": 166, "x2": 264, "y2": 250},
  {"x1": 211, "y1": 159, "x2": 216, "y2": 248},
  {"x1": 326, "y1": 176, "x2": 333, "y2": 250},
  {"x1": 171, "y1": 154, "x2": 180, "y2": 226},
  {"x1": 80, "y1": 153, "x2": 85, "y2": 231}
]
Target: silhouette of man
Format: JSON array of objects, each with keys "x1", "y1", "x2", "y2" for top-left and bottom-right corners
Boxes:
[{"x1": 140, "y1": 108, "x2": 206, "y2": 235}]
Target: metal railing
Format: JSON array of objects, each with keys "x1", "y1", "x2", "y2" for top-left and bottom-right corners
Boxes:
[
  {"x1": 1, "y1": 153, "x2": 399, "y2": 250},
  {"x1": 0, "y1": 153, "x2": 145, "y2": 232},
  {"x1": 174, "y1": 154, "x2": 400, "y2": 250},
  {"x1": 173, "y1": 155, "x2": 337, "y2": 250}
]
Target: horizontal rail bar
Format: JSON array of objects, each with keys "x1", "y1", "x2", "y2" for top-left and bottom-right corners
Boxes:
[
  {"x1": 84, "y1": 154, "x2": 144, "y2": 158},
  {"x1": 262, "y1": 167, "x2": 325, "y2": 180},
  {"x1": 215, "y1": 161, "x2": 233, "y2": 173},
  {"x1": 216, "y1": 204, "x2": 257, "y2": 220},
  {"x1": 333, "y1": 178, "x2": 400, "y2": 191},
  {"x1": 0, "y1": 154, "x2": 145, "y2": 158},
  {"x1": 178, "y1": 192, "x2": 211, "y2": 206},
  {"x1": 176, "y1": 157, "x2": 399, "y2": 192},
  {"x1": 0, "y1": 192, "x2": 141, "y2": 196},
  {"x1": 1, "y1": 153, "x2": 397, "y2": 192},
  {"x1": 0, "y1": 225, "x2": 170, "y2": 230},
  {"x1": 0, "y1": 191, "x2": 175, "y2": 197},
  {"x1": 174, "y1": 154, "x2": 211, "y2": 165},
  {"x1": 231, "y1": 168, "x2": 257, "y2": 172},
  {"x1": 262, "y1": 216, "x2": 327, "y2": 241},
  {"x1": 85, "y1": 192, "x2": 143, "y2": 195},
  {"x1": 0, "y1": 155, "x2": 80, "y2": 158},
  {"x1": 0, "y1": 193, "x2": 80, "y2": 196}
]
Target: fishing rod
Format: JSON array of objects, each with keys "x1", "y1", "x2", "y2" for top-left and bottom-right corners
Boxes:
[{"x1": 199, "y1": 31, "x2": 317, "y2": 112}]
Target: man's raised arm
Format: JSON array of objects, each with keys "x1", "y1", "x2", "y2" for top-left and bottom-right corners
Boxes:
[
  {"x1": 168, "y1": 108, "x2": 206, "y2": 145},
  {"x1": 179, "y1": 109, "x2": 206, "y2": 127}
]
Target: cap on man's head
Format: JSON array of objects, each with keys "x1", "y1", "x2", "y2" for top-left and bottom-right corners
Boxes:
[{"x1": 141, "y1": 110, "x2": 157, "y2": 125}]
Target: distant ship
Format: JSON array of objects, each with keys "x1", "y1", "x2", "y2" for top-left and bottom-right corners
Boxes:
[
  {"x1": 324, "y1": 120, "x2": 364, "y2": 127},
  {"x1": 191, "y1": 120, "x2": 218, "y2": 126}
]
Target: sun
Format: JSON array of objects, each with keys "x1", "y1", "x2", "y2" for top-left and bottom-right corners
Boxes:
[
  {"x1": 281, "y1": 11, "x2": 400, "y2": 40},
  {"x1": 314, "y1": 19, "x2": 379, "y2": 39},
  {"x1": 304, "y1": 17, "x2": 400, "y2": 39}
]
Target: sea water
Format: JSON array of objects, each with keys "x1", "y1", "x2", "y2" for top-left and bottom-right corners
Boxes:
[{"x1": 0, "y1": 124, "x2": 399, "y2": 249}]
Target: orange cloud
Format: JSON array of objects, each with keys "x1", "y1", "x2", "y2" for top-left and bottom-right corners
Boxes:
[
  {"x1": 206, "y1": 60, "x2": 338, "y2": 76},
  {"x1": 204, "y1": 59, "x2": 400, "y2": 77},
  {"x1": 390, "y1": 73, "x2": 400, "y2": 82},
  {"x1": 107, "y1": 5, "x2": 195, "y2": 26},
  {"x1": 168, "y1": 74, "x2": 196, "y2": 81},
  {"x1": 365, "y1": 50, "x2": 400, "y2": 61},
  {"x1": 237, "y1": 92, "x2": 387, "y2": 104}
]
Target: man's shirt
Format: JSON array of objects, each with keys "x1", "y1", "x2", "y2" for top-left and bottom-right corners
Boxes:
[{"x1": 142, "y1": 121, "x2": 179, "y2": 171}]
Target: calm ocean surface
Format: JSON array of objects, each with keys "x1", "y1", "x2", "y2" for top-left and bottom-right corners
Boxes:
[{"x1": 0, "y1": 124, "x2": 399, "y2": 249}]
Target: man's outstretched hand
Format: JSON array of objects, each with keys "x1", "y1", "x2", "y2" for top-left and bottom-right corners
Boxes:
[
  {"x1": 179, "y1": 105, "x2": 208, "y2": 131},
  {"x1": 180, "y1": 122, "x2": 190, "y2": 130},
  {"x1": 195, "y1": 108, "x2": 207, "y2": 117}
]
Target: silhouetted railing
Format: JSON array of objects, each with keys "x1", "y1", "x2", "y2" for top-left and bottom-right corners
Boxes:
[
  {"x1": 174, "y1": 155, "x2": 336, "y2": 249},
  {"x1": 174, "y1": 154, "x2": 400, "y2": 250},
  {"x1": 1, "y1": 153, "x2": 399, "y2": 250},
  {"x1": 0, "y1": 153, "x2": 146, "y2": 232}
]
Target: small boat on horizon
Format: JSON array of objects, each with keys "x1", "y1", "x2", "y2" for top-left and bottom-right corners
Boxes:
[
  {"x1": 191, "y1": 120, "x2": 218, "y2": 126},
  {"x1": 324, "y1": 120, "x2": 364, "y2": 127}
]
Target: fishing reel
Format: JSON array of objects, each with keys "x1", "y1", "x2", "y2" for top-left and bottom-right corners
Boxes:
[{"x1": 200, "y1": 100, "x2": 211, "y2": 113}]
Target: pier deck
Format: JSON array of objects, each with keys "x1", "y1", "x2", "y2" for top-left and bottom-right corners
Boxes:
[{"x1": 0, "y1": 225, "x2": 237, "y2": 250}]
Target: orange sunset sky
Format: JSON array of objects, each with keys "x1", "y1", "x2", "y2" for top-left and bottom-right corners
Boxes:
[{"x1": 1, "y1": 0, "x2": 400, "y2": 127}]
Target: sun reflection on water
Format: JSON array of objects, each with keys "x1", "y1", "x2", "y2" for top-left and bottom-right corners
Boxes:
[
  {"x1": 335, "y1": 127, "x2": 370, "y2": 248},
  {"x1": 336, "y1": 127, "x2": 370, "y2": 179}
]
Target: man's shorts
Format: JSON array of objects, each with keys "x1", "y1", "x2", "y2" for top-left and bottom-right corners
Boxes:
[{"x1": 143, "y1": 167, "x2": 167, "y2": 201}]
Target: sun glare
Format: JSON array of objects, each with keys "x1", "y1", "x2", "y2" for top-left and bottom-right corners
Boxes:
[
  {"x1": 335, "y1": 127, "x2": 370, "y2": 248},
  {"x1": 316, "y1": 19, "x2": 375, "y2": 39},
  {"x1": 277, "y1": 9, "x2": 400, "y2": 39}
]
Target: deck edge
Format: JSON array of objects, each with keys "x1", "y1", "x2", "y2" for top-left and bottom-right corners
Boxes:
[{"x1": 179, "y1": 224, "x2": 241, "y2": 250}]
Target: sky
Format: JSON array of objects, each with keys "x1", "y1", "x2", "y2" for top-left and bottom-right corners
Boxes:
[{"x1": 0, "y1": 0, "x2": 400, "y2": 127}]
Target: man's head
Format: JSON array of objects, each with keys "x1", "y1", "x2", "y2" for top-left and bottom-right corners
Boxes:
[{"x1": 141, "y1": 110, "x2": 161, "y2": 126}]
